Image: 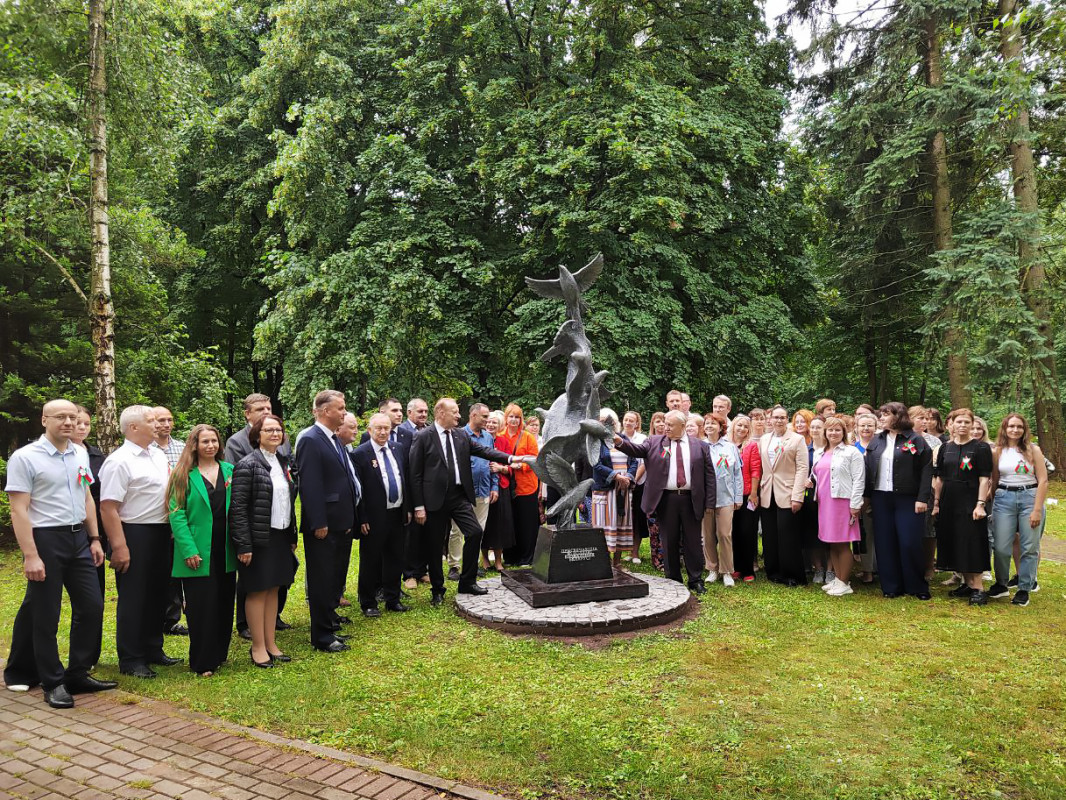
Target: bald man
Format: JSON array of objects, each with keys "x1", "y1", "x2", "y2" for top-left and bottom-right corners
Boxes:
[
  {"x1": 409, "y1": 398, "x2": 531, "y2": 604},
  {"x1": 4, "y1": 400, "x2": 114, "y2": 707}
]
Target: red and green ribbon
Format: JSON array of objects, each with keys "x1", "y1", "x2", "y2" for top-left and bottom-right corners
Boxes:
[
  {"x1": 961, "y1": 455, "x2": 972, "y2": 472},
  {"x1": 901, "y1": 442, "x2": 917, "y2": 455},
  {"x1": 77, "y1": 466, "x2": 94, "y2": 487}
]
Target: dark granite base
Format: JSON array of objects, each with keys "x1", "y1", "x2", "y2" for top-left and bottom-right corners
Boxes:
[{"x1": 501, "y1": 567, "x2": 650, "y2": 608}]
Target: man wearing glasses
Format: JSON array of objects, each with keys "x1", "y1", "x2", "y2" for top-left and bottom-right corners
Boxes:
[{"x1": 3, "y1": 400, "x2": 116, "y2": 707}]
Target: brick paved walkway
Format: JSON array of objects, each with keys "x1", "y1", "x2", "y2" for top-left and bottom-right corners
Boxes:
[{"x1": 0, "y1": 688, "x2": 507, "y2": 800}]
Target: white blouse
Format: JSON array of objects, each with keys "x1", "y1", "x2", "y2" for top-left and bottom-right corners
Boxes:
[{"x1": 261, "y1": 449, "x2": 292, "y2": 529}]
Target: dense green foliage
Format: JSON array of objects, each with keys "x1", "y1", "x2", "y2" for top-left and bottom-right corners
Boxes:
[{"x1": 0, "y1": 0, "x2": 1063, "y2": 445}]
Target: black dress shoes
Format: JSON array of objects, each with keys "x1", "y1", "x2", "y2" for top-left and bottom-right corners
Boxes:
[
  {"x1": 332, "y1": 632, "x2": 351, "y2": 641},
  {"x1": 250, "y1": 648, "x2": 274, "y2": 668},
  {"x1": 237, "y1": 628, "x2": 253, "y2": 641},
  {"x1": 148, "y1": 654, "x2": 182, "y2": 667},
  {"x1": 120, "y1": 665, "x2": 156, "y2": 679},
  {"x1": 268, "y1": 652, "x2": 292, "y2": 663},
  {"x1": 457, "y1": 583, "x2": 488, "y2": 596},
  {"x1": 164, "y1": 624, "x2": 189, "y2": 636},
  {"x1": 385, "y1": 602, "x2": 410, "y2": 612},
  {"x1": 914, "y1": 592, "x2": 932, "y2": 601},
  {"x1": 44, "y1": 685, "x2": 74, "y2": 709},
  {"x1": 316, "y1": 640, "x2": 349, "y2": 653},
  {"x1": 430, "y1": 592, "x2": 445, "y2": 607},
  {"x1": 334, "y1": 615, "x2": 352, "y2": 625},
  {"x1": 274, "y1": 618, "x2": 292, "y2": 631},
  {"x1": 362, "y1": 608, "x2": 382, "y2": 618},
  {"x1": 689, "y1": 582, "x2": 707, "y2": 595},
  {"x1": 67, "y1": 676, "x2": 118, "y2": 693}
]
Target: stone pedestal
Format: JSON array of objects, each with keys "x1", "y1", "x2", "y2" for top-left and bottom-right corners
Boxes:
[{"x1": 501, "y1": 525, "x2": 650, "y2": 608}]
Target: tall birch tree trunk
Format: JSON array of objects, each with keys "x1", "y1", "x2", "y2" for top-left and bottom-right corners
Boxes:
[
  {"x1": 998, "y1": 0, "x2": 1065, "y2": 475},
  {"x1": 88, "y1": 0, "x2": 118, "y2": 451}
]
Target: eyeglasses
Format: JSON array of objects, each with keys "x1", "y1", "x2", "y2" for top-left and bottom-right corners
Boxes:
[
  {"x1": 44, "y1": 414, "x2": 79, "y2": 422},
  {"x1": 261, "y1": 428, "x2": 284, "y2": 435}
]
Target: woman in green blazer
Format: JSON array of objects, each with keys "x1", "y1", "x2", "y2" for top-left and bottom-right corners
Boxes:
[{"x1": 167, "y1": 424, "x2": 237, "y2": 676}]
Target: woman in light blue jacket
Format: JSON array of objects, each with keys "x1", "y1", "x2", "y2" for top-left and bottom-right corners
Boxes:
[{"x1": 703, "y1": 413, "x2": 744, "y2": 587}]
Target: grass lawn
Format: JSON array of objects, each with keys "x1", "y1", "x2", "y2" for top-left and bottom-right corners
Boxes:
[{"x1": 2, "y1": 493, "x2": 1066, "y2": 800}]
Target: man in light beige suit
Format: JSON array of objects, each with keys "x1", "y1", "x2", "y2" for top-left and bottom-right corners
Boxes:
[{"x1": 758, "y1": 405, "x2": 810, "y2": 586}]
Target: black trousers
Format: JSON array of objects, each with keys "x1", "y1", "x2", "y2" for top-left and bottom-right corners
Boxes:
[
  {"x1": 163, "y1": 539, "x2": 185, "y2": 631},
  {"x1": 423, "y1": 486, "x2": 483, "y2": 592},
  {"x1": 513, "y1": 493, "x2": 541, "y2": 566},
  {"x1": 760, "y1": 497, "x2": 807, "y2": 584},
  {"x1": 732, "y1": 504, "x2": 759, "y2": 580},
  {"x1": 358, "y1": 508, "x2": 405, "y2": 609},
  {"x1": 182, "y1": 570, "x2": 236, "y2": 674},
  {"x1": 4, "y1": 526, "x2": 103, "y2": 690},
  {"x1": 632, "y1": 484, "x2": 648, "y2": 552},
  {"x1": 304, "y1": 530, "x2": 347, "y2": 649},
  {"x1": 335, "y1": 536, "x2": 353, "y2": 606},
  {"x1": 656, "y1": 491, "x2": 705, "y2": 585},
  {"x1": 235, "y1": 570, "x2": 292, "y2": 632},
  {"x1": 114, "y1": 523, "x2": 171, "y2": 669},
  {"x1": 402, "y1": 520, "x2": 428, "y2": 580}
]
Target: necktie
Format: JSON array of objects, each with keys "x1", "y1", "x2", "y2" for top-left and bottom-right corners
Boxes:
[
  {"x1": 390, "y1": 428, "x2": 397, "y2": 443},
  {"x1": 381, "y1": 446, "x2": 399, "y2": 503},
  {"x1": 444, "y1": 429, "x2": 457, "y2": 483},
  {"x1": 333, "y1": 433, "x2": 361, "y2": 503},
  {"x1": 674, "y1": 439, "x2": 687, "y2": 488}
]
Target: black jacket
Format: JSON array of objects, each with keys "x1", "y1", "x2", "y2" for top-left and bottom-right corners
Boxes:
[
  {"x1": 409, "y1": 424, "x2": 512, "y2": 511},
  {"x1": 863, "y1": 429, "x2": 933, "y2": 503},
  {"x1": 229, "y1": 450, "x2": 297, "y2": 553},
  {"x1": 352, "y1": 439, "x2": 411, "y2": 536}
]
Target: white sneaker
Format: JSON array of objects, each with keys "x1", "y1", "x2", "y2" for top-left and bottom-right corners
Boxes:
[
  {"x1": 982, "y1": 571, "x2": 993, "y2": 582},
  {"x1": 826, "y1": 569, "x2": 836, "y2": 583},
  {"x1": 630, "y1": 557, "x2": 642, "y2": 565},
  {"x1": 828, "y1": 582, "x2": 853, "y2": 596},
  {"x1": 822, "y1": 578, "x2": 841, "y2": 592},
  {"x1": 723, "y1": 574, "x2": 735, "y2": 587},
  {"x1": 6, "y1": 684, "x2": 30, "y2": 692},
  {"x1": 812, "y1": 569, "x2": 825, "y2": 585},
  {"x1": 707, "y1": 571, "x2": 719, "y2": 584}
]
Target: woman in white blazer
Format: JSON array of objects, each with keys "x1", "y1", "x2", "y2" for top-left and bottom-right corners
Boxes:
[{"x1": 815, "y1": 417, "x2": 865, "y2": 596}]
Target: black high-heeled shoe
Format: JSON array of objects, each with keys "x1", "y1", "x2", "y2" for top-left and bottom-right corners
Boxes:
[
  {"x1": 250, "y1": 647, "x2": 274, "y2": 668},
  {"x1": 268, "y1": 652, "x2": 291, "y2": 663}
]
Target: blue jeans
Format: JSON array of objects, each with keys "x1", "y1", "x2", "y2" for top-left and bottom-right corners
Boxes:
[{"x1": 991, "y1": 487, "x2": 1044, "y2": 591}]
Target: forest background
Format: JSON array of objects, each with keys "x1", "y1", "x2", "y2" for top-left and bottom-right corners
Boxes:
[{"x1": 2, "y1": 0, "x2": 1064, "y2": 470}]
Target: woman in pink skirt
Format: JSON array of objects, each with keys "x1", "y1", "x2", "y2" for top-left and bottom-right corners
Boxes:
[{"x1": 816, "y1": 417, "x2": 866, "y2": 596}]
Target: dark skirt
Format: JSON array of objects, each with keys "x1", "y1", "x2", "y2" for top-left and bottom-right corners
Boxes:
[
  {"x1": 484, "y1": 487, "x2": 515, "y2": 551},
  {"x1": 937, "y1": 480, "x2": 990, "y2": 573},
  {"x1": 238, "y1": 528, "x2": 296, "y2": 593}
]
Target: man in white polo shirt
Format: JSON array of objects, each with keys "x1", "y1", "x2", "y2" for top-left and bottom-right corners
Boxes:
[
  {"x1": 99, "y1": 405, "x2": 180, "y2": 678},
  {"x1": 3, "y1": 399, "x2": 115, "y2": 708}
]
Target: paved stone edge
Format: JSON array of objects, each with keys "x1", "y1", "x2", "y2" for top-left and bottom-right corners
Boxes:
[{"x1": 113, "y1": 692, "x2": 512, "y2": 800}]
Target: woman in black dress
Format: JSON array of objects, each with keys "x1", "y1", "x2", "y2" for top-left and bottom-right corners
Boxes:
[
  {"x1": 482, "y1": 411, "x2": 515, "y2": 570},
  {"x1": 932, "y1": 408, "x2": 993, "y2": 606},
  {"x1": 229, "y1": 414, "x2": 297, "y2": 667}
]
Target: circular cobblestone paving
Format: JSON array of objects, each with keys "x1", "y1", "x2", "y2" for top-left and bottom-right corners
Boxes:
[{"x1": 455, "y1": 573, "x2": 695, "y2": 636}]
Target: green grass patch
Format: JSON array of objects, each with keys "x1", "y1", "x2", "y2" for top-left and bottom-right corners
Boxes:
[{"x1": 2, "y1": 541, "x2": 1065, "y2": 799}]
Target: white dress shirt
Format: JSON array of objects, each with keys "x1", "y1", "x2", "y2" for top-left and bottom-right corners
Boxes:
[
  {"x1": 665, "y1": 435, "x2": 693, "y2": 490},
  {"x1": 261, "y1": 449, "x2": 292, "y2": 529},
  {"x1": 99, "y1": 439, "x2": 170, "y2": 523},
  {"x1": 4, "y1": 436, "x2": 92, "y2": 527},
  {"x1": 435, "y1": 422, "x2": 462, "y2": 483},
  {"x1": 375, "y1": 443, "x2": 404, "y2": 509},
  {"x1": 876, "y1": 433, "x2": 896, "y2": 492}
]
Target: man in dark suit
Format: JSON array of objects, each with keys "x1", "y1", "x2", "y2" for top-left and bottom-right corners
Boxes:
[
  {"x1": 614, "y1": 409, "x2": 716, "y2": 594},
  {"x1": 410, "y1": 398, "x2": 531, "y2": 605},
  {"x1": 225, "y1": 392, "x2": 294, "y2": 639},
  {"x1": 353, "y1": 413, "x2": 411, "y2": 616},
  {"x1": 399, "y1": 397, "x2": 428, "y2": 588},
  {"x1": 295, "y1": 390, "x2": 362, "y2": 652}
]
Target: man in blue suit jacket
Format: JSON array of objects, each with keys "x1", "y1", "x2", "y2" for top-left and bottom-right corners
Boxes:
[
  {"x1": 353, "y1": 413, "x2": 411, "y2": 616},
  {"x1": 295, "y1": 390, "x2": 362, "y2": 652}
]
